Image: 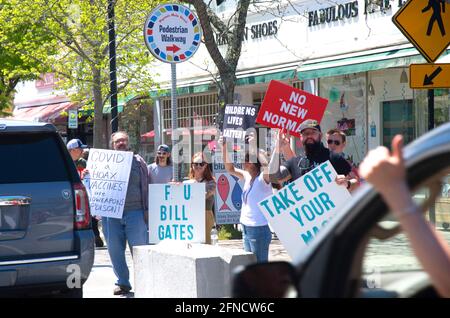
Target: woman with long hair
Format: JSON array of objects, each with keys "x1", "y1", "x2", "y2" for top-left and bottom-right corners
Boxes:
[
  {"x1": 185, "y1": 152, "x2": 216, "y2": 244},
  {"x1": 222, "y1": 139, "x2": 273, "y2": 263}
]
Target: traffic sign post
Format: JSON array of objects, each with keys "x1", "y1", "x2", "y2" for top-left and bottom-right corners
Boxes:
[
  {"x1": 144, "y1": 4, "x2": 202, "y2": 181},
  {"x1": 392, "y1": 0, "x2": 450, "y2": 63},
  {"x1": 410, "y1": 63, "x2": 450, "y2": 88}
]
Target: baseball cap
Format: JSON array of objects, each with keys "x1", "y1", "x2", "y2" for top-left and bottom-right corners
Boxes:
[
  {"x1": 157, "y1": 144, "x2": 170, "y2": 153},
  {"x1": 67, "y1": 138, "x2": 88, "y2": 150},
  {"x1": 299, "y1": 119, "x2": 321, "y2": 133}
]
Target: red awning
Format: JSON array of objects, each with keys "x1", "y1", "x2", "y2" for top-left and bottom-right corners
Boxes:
[
  {"x1": 141, "y1": 130, "x2": 155, "y2": 138},
  {"x1": 12, "y1": 101, "x2": 77, "y2": 122}
]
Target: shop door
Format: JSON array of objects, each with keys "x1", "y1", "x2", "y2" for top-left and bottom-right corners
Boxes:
[{"x1": 382, "y1": 99, "x2": 414, "y2": 148}]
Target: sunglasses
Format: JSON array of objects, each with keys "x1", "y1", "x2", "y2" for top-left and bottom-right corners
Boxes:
[
  {"x1": 192, "y1": 162, "x2": 206, "y2": 167},
  {"x1": 327, "y1": 139, "x2": 341, "y2": 146},
  {"x1": 157, "y1": 151, "x2": 168, "y2": 155}
]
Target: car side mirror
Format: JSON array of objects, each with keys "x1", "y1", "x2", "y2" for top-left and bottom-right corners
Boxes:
[{"x1": 232, "y1": 261, "x2": 299, "y2": 298}]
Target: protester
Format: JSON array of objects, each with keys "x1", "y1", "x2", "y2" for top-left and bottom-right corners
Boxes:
[
  {"x1": 67, "y1": 138, "x2": 88, "y2": 176},
  {"x1": 103, "y1": 131, "x2": 149, "y2": 295},
  {"x1": 268, "y1": 120, "x2": 356, "y2": 191},
  {"x1": 148, "y1": 144, "x2": 173, "y2": 184},
  {"x1": 326, "y1": 128, "x2": 361, "y2": 186},
  {"x1": 222, "y1": 138, "x2": 272, "y2": 263},
  {"x1": 184, "y1": 152, "x2": 216, "y2": 244},
  {"x1": 67, "y1": 139, "x2": 104, "y2": 248},
  {"x1": 359, "y1": 134, "x2": 450, "y2": 298}
]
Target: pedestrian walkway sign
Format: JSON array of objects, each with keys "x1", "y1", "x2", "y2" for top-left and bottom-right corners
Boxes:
[
  {"x1": 393, "y1": 0, "x2": 450, "y2": 62},
  {"x1": 410, "y1": 63, "x2": 450, "y2": 88},
  {"x1": 143, "y1": 4, "x2": 201, "y2": 63}
]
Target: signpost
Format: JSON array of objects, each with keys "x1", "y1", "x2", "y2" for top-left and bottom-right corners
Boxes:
[
  {"x1": 393, "y1": 0, "x2": 450, "y2": 224},
  {"x1": 144, "y1": 4, "x2": 202, "y2": 181}
]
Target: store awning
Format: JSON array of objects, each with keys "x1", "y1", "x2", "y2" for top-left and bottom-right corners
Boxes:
[
  {"x1": 12, "y1": 101, "x2": 77, "y2": 122},
  {"x1": 149, "y1": 62, "x2": 298, "y2": 98},
  {"x1": 297, "y1": 46, "x2": 450, "y2": 80}
]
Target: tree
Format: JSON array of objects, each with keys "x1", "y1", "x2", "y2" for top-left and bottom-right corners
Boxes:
[
  {"x1": 181, "y1": 0, "x2": 251, "y2": 127},
  {"x1": 6, "y1": 0, "x2": 159, "y2": 148},
  {"x1": 0, "y1": 1, "x2": 55, "y2": 115}
]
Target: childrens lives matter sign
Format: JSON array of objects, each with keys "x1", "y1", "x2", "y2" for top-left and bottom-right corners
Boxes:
[
  {"x1": 256, "y1": 80, "x2": 328, "y2": 138},
  {"x1": 86, "y1": 149, "x2": 133, "y2": 219},
  {"x1": 222, "y1": 104, "x2": 257, "y2": 140},
  {"x1": 148, "y1": 183, "x2": 206, "y2": 244},
  {"x1": 258, "y1": 161, "x2": 352, "y2": 261}
]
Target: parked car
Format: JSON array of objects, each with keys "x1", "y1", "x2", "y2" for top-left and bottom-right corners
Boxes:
[
  {"x1": 232, "y1": 122, "x2": 450, "y2": 298},
  {"x1": 0, "y1": 119, "x2": 94, "y2": 297}
]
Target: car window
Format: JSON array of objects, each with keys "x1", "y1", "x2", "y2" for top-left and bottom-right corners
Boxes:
[
  {"x1": 361, "y1": 172, "x2": 450, "y2": 282},
  {"x1": 0, "y1": 133, "x2": 70, "y2": 183}
]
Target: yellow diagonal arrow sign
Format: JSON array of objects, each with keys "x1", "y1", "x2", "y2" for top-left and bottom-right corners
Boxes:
[
  {"x1": 393, "y1": 0, "x2": 450, "y2": 63},
  {"x1": 410, "y1": 63, "x2": 450, "y2": 88}
]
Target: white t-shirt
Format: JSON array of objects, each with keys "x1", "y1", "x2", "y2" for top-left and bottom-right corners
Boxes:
[{"x1": 240, "y1": 173, "x2": 273, "y2": 227}]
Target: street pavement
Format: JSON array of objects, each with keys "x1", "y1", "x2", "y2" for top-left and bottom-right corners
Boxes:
[
  {"x1": 83, "y1": 237, "x2": 290, "y2": 298},
  {"x1": 83, "y1": 220, "x2": 293, "y2": 297}
]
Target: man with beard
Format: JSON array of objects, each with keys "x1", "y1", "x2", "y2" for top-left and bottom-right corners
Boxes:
[
  {"x1": 268, "y1": 119, "x2": 357, "y2": 191},
  {"x1": 103, "y1": 131, "x2": 149, "y2": 296}
]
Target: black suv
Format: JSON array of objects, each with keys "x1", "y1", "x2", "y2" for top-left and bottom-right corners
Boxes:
[{"x1": 0, "y1": 119, "x2": 94, "y2": 297}]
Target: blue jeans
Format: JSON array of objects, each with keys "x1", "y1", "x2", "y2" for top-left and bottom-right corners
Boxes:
[
  {"x1": 242, "y1": 225, "x2": 272, "y2": 263},
  {"x1": 103, "y1": 209, "x2": 148, "y2": 289}
]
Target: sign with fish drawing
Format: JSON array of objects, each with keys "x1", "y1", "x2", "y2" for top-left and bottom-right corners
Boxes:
[
  {"x1": 256, "y1": 80, "x2": 328, "y2": 138},
  {"x1": 213, "y1": 151, "x2": 245, "y2": 224},
  {"x1": 258, "y1": 161, "x2": 351, "y2": 260}
]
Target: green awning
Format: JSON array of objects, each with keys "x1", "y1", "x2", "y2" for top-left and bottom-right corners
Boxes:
[
  {"x1": 298, "y1": 48, "x2": 450, "y2": 80},
  {"x1": 149, "y1": 68, "x2": 296, "y2": 98}
]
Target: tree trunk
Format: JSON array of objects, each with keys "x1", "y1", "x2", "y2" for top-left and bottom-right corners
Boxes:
[
  {"x1": 217, "y1": 72, "x2": 236, "y2": 128},
  {"x1": 92, "y1": 66, "x2": 106, "y2": 148}
]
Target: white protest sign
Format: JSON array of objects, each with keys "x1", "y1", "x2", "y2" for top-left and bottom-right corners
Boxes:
[
  {"x1": 258, "y1": 161, "x2": 352, "y2": 260},
  {"x1": 149, "y1": 183, "x2": 205, "y2": 244},
  {"x1": 86, "y1": 149, "x2": 133, "y2": 219}
]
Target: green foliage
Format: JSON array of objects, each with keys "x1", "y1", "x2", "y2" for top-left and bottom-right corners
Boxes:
[{"x1": 218, "y1": 224, "x2": 242, "y2": 240}]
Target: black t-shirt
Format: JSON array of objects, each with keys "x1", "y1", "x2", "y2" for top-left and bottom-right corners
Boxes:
[{"x1": 283, "y1": 143, "x2": 352, "y2": 182}]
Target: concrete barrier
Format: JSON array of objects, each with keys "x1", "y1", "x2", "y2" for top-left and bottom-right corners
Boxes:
[{"x1": 133, "y1": 241, "x2": 256, "y2": 298}]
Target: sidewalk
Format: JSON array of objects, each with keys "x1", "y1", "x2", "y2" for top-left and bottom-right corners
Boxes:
[{"x1": 83, "y1": 238, "x2": 290, "y2": 298}]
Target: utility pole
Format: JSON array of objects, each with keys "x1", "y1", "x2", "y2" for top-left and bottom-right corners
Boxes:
[{"x1": 108, "y1": 0, "x2": 118, "y2": 133}]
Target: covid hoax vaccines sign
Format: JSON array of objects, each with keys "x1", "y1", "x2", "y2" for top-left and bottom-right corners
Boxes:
[
  {"x1": 258, "y1": 161, "x2": 351, "y2": 260},
  {"x1": 149, "y1": 183, "x2": 205, "y2": 243},
  {"x1": 86, "y1": 149, "x2": 133, "y2": 219},
  {"x1": 256, "y1": 80, "x2": 328, "y2": 138}
]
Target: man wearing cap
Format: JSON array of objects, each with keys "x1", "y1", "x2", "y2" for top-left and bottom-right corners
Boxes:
[
  {"x1": 268, "y1": 119, "x2": 357, "y2": 191},
  {"x1": 67, "y1": 139, "x2": 105, "y2": 248},
  {"x1": 148, "y1": 144, "x2": 173, "y2": 184},
  {"x1": 67, "y1": 138, "x2": 88, "y2": 176}
]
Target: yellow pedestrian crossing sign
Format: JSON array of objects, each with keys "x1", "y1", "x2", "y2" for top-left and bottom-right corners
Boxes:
[{"x1": 393, "y1": 0, "x2": 450, "y2": 63}]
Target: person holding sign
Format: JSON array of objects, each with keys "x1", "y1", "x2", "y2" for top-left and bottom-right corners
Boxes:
[
  {"x1": 268, "y1": 120, "x2": 356, "y2": 191},
  {"x1": 184, "y1": 152, "x2": 217, "y2": 244},
  {"x1": 221, "y1": 138, "x2": 273, "y2": 263},
  {"x1": 359, "y1": 135, "x2": 450, "y2": 298},
  {"x1": 104, "y1": 131, "x2": 149, "y2": 296}
]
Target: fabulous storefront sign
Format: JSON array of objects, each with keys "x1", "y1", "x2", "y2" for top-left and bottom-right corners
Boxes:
[{"x1": 308, "y1": 0, "x2": 408, "y2": 27}]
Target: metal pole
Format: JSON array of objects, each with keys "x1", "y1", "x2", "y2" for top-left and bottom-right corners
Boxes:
[
  {"x1": 108, "y1": 0, "x2": 118, "y2": 133},
  {"x1": 171, "y1": 63, "x2": 178, "y2": 182},
  {"x1": 428, "y1": 89, "x2": 435, "y2": 225}
]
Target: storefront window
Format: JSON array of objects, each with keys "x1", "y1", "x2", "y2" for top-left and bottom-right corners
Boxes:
[
  {"x1": 319, "y1": 73, "x2": 367, "y2": 166},
  {"x1": 381, "y1": 99, "x2": 414, "y2": 147},
  {"x1": 414, "y1": 89, "x2": 450, "y2": 137}
]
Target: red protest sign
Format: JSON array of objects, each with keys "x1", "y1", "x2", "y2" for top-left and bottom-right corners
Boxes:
[{"x1": 256, "y1": 80, "x2": 328, "y2": 137}]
